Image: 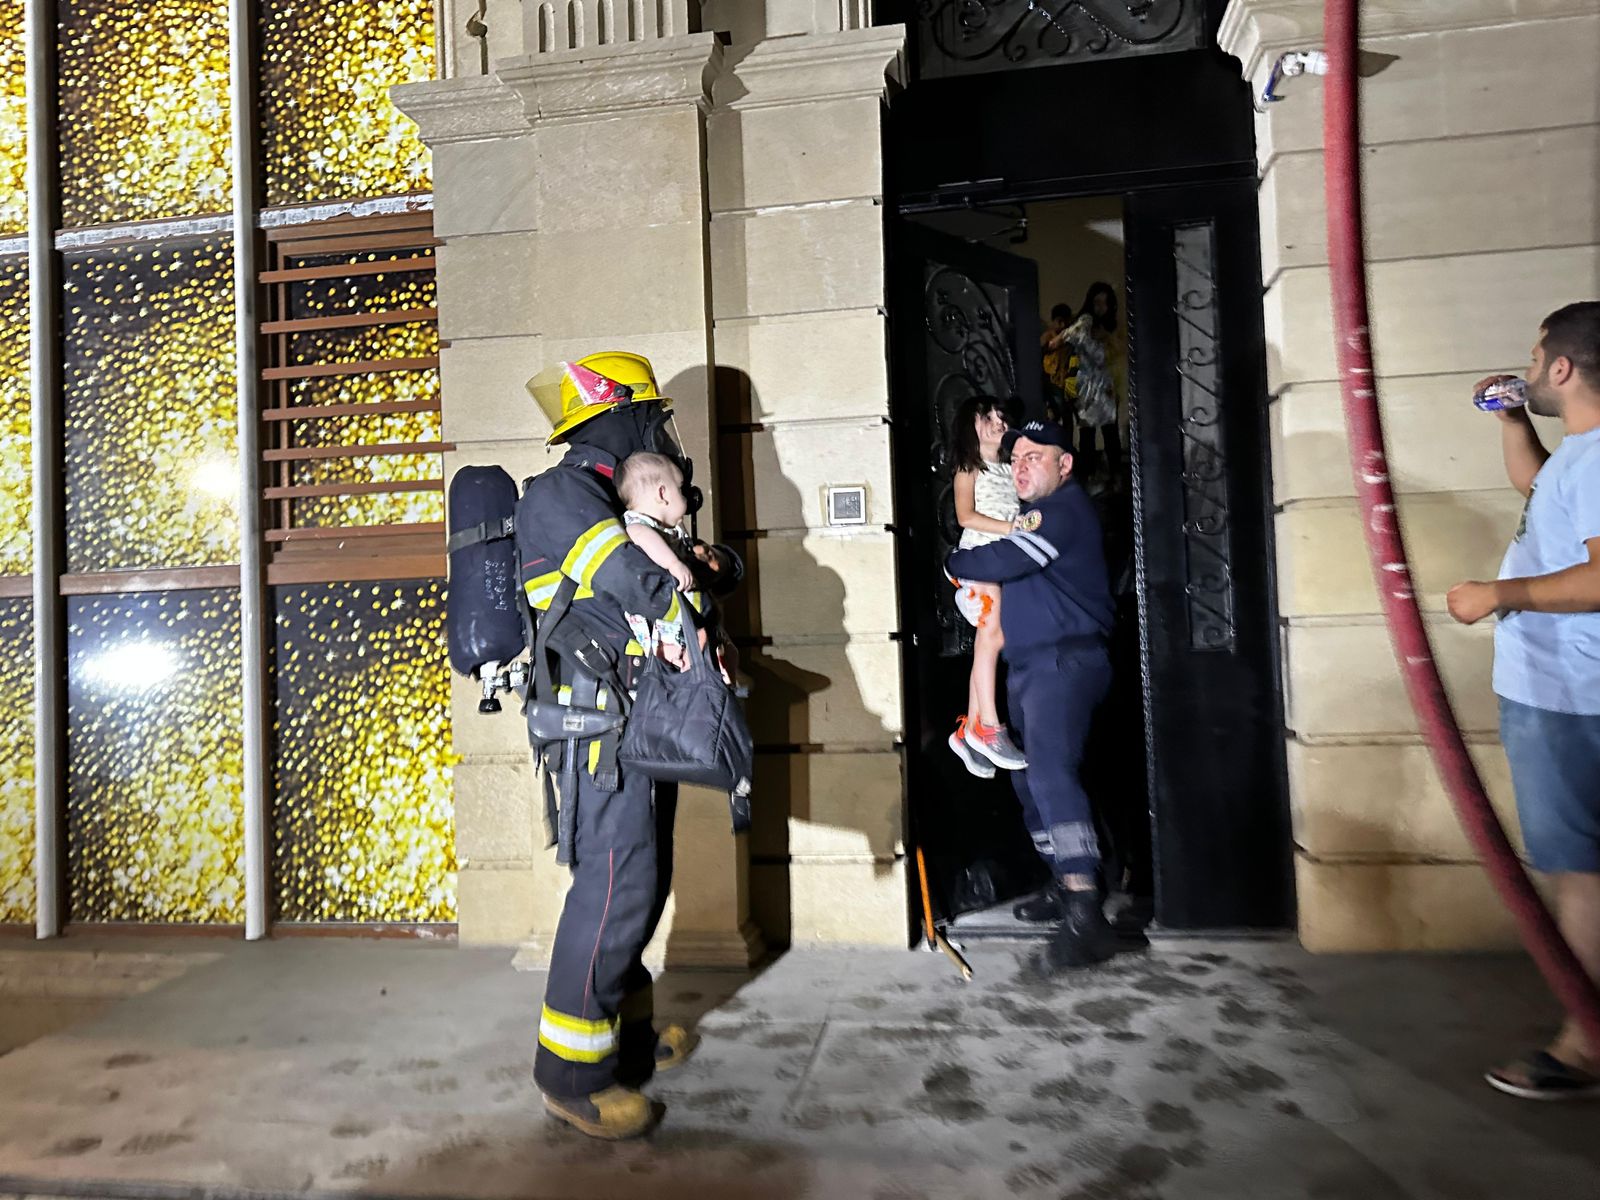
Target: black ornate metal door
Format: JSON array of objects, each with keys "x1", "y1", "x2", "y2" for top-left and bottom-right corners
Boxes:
[
  {"x1": 891, "y1": 224, "x2": 1050, "y2": 924},
  {"x1": 1126, "y1": 182, "x2": 1293, "y2": 930}
]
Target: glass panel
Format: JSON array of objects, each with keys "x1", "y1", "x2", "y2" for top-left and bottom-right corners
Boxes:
[
  {"x1": 0, "y1": 257, "x2": 28, "y2": 575},
  {"x1": 64, "y1": 240, "x2": 238, "y2": 573},
  {"x1": 294, "y1": 490, "x2": 445, "y2": 531},
  {"x1": 276, "y1": 258, "x2": 442, "y2": 528},
  {"x1": 0, "y1": 0, "x2": 24, "y2": 235},
  {"x1": 288, "y1": 255, "x2": 436, "y2": 323},
  {"x1": 0, "y1": 599, "x2": 32, "y2": 923},
  {"x1": 290, "y1": 319, "x2": 438, "y2": 368},
  {"x1": 67, "y1": 589, "x2": 243, "y2": 924},
  {"x1": 272, "y1": 579, "x2": 455, "y2": 922},
  {"x1": 287, "y1": 371, "x2": 440, "y2": 416},
  {"x1": 57, "y1": 0, "x2": 231, "y2": 227},
  {"x1": 259, "y1": 0, "x2": 435, "y2": 207}
]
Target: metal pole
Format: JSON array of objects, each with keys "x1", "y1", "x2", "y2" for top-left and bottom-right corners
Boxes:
[
  {"x1": 25, "y1": 0, "x2": 61, "y2": 939},
  {"x1": 229, "y1": 0, "x2": 268, "y2": 941}
]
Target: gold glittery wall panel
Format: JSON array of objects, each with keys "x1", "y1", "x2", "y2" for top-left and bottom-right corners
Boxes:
[
  {"x1": 0, "y1": 259, "x2": 28, "y2": 576},
  {"x1": 67, "y1": 590, "x2": 244, "y2": 923},
  {"x1": 1, "y1": 0, "x2": 23, "y2": 234},
  {"x1": 0, "y1": 600, "x2": 33, "y2": 923},
  {"x1": 273, "y1": 580, "x2": 455, "y2": 921},
  {"x1": 259, "y1": 0, "x2": 434, "y2": 208},
  {"x1": 57, "y1": 0, "x2": 231, "y2": 227},
  {"x1": 64, "y1": 241, "x2": 238, "y2": 573},
  {"x1": 285, "y1": 256, "x2": 441, "y2": 529}
]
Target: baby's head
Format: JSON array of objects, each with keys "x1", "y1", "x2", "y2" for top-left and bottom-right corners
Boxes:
[{"x1": 615, "y1": 451, "x2": 688, "y2": 526}]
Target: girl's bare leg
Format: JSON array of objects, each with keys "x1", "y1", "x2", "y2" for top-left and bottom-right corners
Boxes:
[{"x1": 971, "y1": 584, "x2": 1004, "y2": 728}]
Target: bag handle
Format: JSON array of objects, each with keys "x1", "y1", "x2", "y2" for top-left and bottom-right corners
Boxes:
[{"x1": 683, "y1": 597, "x2": 723, "y2": 682}]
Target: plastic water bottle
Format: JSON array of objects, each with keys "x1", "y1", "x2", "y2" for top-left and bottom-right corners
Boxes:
[{"x1": 1473, "y1": 377, "x2": 1529, "y2": 413}]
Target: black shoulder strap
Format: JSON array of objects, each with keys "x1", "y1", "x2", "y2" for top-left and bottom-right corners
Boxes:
[
  {"x1": 446, "y1": 514, "x2": 515, "y2": 555},
  {"x1": 532, "y1": 575, "x2": 579, "y2": 704}
]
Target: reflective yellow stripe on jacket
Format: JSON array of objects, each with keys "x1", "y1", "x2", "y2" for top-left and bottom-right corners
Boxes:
[
  {"x1": 538, "y1": 1004, "x2": 618, "y2": 1064},
  {"x1": 523, "y1": 568, "x2": 594, "y2": 611},
  {"x1": 562, "y1": 518, "x2": 628, "y2": 592}
]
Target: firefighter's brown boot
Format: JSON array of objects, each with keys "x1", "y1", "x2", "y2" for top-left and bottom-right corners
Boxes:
[
  {"x1": 653, "y1": 1024, "x2": 700, "y2": 1073},
  {"x1": 543, "y1": 1086, "x2": 661, "y2": 1140}
]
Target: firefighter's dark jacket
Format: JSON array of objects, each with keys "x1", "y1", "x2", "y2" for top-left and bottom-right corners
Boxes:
[{"x1": 515, "y1": 443, "x2": 741, "y2": 657}]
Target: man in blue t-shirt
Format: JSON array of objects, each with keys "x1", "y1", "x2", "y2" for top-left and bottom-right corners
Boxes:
[
  {"x1": 947, "y1": 419, "x2": 1117, "y2": 971},
  {"x1": 1448, "y1": 301, "x2": 1600, "y2": 1101}
]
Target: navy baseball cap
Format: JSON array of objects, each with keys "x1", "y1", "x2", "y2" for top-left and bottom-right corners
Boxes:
[{"x1": 1001, "y1": 418, "x2": 1070, "y2": 456}]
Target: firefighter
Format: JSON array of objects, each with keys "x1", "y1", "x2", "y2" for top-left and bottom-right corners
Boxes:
[{"x1": 518, "y1": 352, "x2": 741, "y2": 1139}]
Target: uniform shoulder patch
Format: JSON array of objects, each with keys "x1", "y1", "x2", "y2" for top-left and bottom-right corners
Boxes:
[{"x1": 1017, "y1": 510, "x2": 1042, "y2": 532}]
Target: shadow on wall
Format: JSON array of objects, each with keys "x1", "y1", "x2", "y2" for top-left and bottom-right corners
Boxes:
[{"x1": 691, "y1": 365, "x2": 901, "y2": 949}]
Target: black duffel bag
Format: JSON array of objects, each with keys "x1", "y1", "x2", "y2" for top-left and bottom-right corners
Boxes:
[{"x1": 618, "y1": 620, "x2": 754, "y2": 829}]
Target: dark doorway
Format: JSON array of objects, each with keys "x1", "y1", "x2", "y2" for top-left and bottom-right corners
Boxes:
[{"x1": 882, "y1": 3, "x2": 1294, "y2": 937}]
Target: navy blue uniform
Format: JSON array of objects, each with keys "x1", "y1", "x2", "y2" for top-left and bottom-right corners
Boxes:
[{"x1": 946, "y1": 481, "x2": 1113, "y2": 878}]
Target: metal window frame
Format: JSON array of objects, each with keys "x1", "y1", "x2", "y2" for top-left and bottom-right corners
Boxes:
[{"x1": 13, "y1": 0, "x2": 447, "y2": 939}]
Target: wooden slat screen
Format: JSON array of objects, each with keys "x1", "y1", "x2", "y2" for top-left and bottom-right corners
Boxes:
[{"x1": 258, "y1": 211, "x2": 449, "y2": 586}]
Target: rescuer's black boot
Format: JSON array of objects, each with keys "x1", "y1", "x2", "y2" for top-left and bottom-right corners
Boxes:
[
  {"x1": 1012, "y1": 882, "x2": 1069, "y2": 923},
  {"x1": 1043, "y1": 889, "x2": 1119, "y2": 971}
]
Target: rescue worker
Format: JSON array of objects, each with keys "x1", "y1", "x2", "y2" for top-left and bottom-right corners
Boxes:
[
  {"x1": 517, "y1": 352, "x2": 741, "y2": 1139},
  {"x1": 944, "y1": 418, "x2": 1119, "y2": 970}
]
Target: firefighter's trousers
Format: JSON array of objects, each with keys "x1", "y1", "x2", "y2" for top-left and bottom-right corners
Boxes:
[{"x1": 534, "y1": 762, "x2": 677, "y2": 1100}]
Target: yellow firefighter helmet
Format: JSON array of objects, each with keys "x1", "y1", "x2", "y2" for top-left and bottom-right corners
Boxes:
[{"x1": 526, "y1": 351, "x2": 673, "y2": 447}]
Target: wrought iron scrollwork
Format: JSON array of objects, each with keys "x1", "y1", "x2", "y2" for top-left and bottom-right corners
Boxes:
[
  {"x1": 922, "y1": 261, "x2": 1017, "y2": 655},
  {"x1": 913, "y1": 0, "x2": 1201, "y2": 79},
  {"x1": 1173, "y1": 221, "x2": 1234, "y2": 652}
]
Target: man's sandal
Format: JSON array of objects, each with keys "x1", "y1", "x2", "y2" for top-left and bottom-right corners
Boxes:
[{"x1": 1485, "y1": 1050, "x2": 1600, "y2": 1101}]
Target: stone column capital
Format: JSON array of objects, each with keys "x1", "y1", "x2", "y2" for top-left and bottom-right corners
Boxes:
[
  {"x1": 392, "y1": 75, "x2": 530, "y2": 147},
  {"x1": 712, "y1": 24, "x2": 908, "y2": 111},
  {"x1": 495, "y1": 33, "x2": 725, "y2": 124},
  {"x1": 395, "y1": 33, "x2": 725, "y2": 145}
]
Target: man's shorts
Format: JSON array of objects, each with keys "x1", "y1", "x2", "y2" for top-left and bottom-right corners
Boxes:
[{"x1": 1499, "y1": 695, "x2": 1600, "y2": 874}]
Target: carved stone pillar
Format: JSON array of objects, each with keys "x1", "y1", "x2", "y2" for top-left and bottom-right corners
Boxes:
[{"x1": 397, "y1": 23, "x2": 764, "y2": 967}]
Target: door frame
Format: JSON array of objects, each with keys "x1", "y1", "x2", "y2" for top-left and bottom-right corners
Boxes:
[{"x1": 886, "y1": 179, "x2": 1293, "y2": 939}]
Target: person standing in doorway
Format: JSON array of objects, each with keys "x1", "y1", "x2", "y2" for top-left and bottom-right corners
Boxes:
[
  {"x1": 947, "y1": 419, "x2": 1119, "y2": 969},
  {"x1": 1447, "y1": 301, "x2": 1600, "y2": 1100},
  {"x1": 1041, "y1": 302, "x2": 1075, "y2": 427},
  {"x1": 1065, "y1": 282, "x2": 1124, "y2": 488}
]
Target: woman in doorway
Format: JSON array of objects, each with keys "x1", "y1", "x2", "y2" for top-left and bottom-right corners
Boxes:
[
  {"x1": 947, "y1": 396, "x2": 1027, "y2": 777},
  {"x1": 1065, "y1": 281, "x2": 1125, "y2": 488}
]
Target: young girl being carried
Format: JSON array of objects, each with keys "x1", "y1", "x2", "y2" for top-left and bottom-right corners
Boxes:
[{"x1": 946, "y1": 397, "x2": 1028, "y2": 777}]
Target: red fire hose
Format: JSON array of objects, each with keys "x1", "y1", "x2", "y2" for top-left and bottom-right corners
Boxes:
[{"x1": 1323, "y1": 0, "x2": 1600, "y2": 1049}]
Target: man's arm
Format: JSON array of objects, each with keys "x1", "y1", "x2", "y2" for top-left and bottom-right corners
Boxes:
[
  {"x1": 1478, "y1": 374, "x2": 1549, "y2": 497},
  {"x1": 1448, "y1": 537, "x2": 1600, "y2": 624},
  {"x1": 947, "y1": 526, "x2": 1058, "y2": 584}
]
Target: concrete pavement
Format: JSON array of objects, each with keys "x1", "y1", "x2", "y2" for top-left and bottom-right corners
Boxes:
[{"x1": 0, "y1": 936, "x2": 1596, "y2": 1199}]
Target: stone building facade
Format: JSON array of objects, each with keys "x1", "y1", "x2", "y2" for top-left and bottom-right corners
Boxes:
[
  {"x1": 396, "y1": 0, "x2": 1600, "y2": 959},
  {"x1": 1221, "y1": 0, "x2": 1600, "y2": 950}
]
